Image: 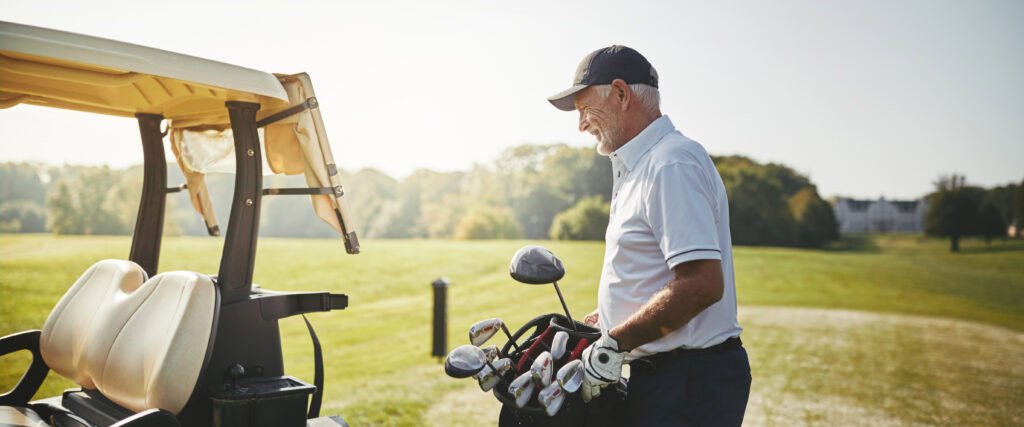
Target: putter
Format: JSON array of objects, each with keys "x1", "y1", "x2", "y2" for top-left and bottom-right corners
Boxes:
[
  {"x1": 469, "y1": 318, "x2": 521, "y2": 352},
  {"x1": 508, "y1": 371, "x2": 536, "y2": 408},
  {"x1": 530, "y1": 351, "x2": 554, "y2": 387},
  {"x1": 509, "y1": 245, "x2": 578, "y2": 331},
  {"x1": 550, "y1": 331, "x2": 569, "y2": 361}
]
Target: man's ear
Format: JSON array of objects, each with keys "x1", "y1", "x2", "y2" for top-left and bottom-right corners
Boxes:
[{"x1": 611, "y1": 79, "x2": 630, "y2": 111}]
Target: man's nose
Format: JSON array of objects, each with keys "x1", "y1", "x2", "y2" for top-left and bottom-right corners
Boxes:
[{"x1": 578, "y1": 110, "x2": 589, "y2": 133}]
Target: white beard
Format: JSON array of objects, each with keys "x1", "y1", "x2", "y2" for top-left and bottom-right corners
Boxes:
[{"x1": 593, "y1": 123, "x2": 622, "y2": 156}]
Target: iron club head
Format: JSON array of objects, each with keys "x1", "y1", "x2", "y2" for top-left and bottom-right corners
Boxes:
[
  {"x1": 476, "y1": 358, "x2": 512, "y2": 392},
  {"x1": 508, "y1": 371, "x2": 536, "y2": 408},
  {"x1": 556, "y1": 359, "x2": 584, "y2": 393},
  {"x1": 530, "y1": 351, "x2": 554, "y2": 387},
  {"x1": 550, "y1": 331, "x2": 569, "y2": 361}
]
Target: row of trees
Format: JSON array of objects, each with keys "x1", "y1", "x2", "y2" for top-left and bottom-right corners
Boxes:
[
  {"x1": 925, "y1": 174, "x2": 1022, "y2": 251},
  {"x1": 714, "y1": 156, "x2": 839, "y2": 248},
  {"x1": 1, "y1": 148, "x2": 845, "y2": 248},
  {"x1": 0, "y1": 163, "x2": 183, "y2": 236}
]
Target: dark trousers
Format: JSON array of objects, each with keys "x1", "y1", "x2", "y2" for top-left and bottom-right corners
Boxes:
[{"x1": 626, "y1": 343, "x2": 751, "y2": 426}]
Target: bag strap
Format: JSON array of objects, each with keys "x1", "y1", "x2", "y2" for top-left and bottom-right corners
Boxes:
[{"x1": 302, "y1": 315, "x2": 324, "y2": 419}]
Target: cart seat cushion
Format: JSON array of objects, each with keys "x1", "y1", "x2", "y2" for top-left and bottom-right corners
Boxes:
[
  {"x1": 0, "y1": 406, "x2": 47, "y2": 426},
  {"x1": 40, "y1": 261, "x2": 217, "y2": 415},
  {"x1": 40, "y1": 259, "x2": 148, "y2": 389}
]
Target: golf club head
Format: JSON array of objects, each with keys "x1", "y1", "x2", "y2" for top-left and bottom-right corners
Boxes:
[
  {"x1": 538, "y1": 381, "x2": 563, "y2": 410},
  {"x1": 556, "y1": 359, "x2": 584, "y2": 393},
  {"x1": 509, "y1": 371, "x2": 536, "y2": 408},
  {"x1": 530, "y1": 351, "x2": 554, "y2": 387},
  {"x1": 477, "y1": 357, "x2": 512, "y2": 391},
  {"x1": 509, "y1": 245, "x2": 565, "y2": 285},
  {"x1": 469, "y1": 318, "x2": 505, "y2": 346},
  {"x1": 444, "y1": 344, "x2": 487, "y2": 378},
  {"x1": 544, "y1": 389, "x2": 566, "y2": 416},
  {"x1": 550, "y1": 331, "x2": 569, "y2": 360},
  {"x1": 481, "y1": 345, "x2": 499, "y2": 362}
]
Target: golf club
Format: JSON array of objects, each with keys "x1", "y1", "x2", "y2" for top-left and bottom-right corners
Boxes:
[
  {"x1": 480, "y1": 344, "x2": 499, "y2": 362},
  {"x1": 543, "y1": 387, "x2": 566, "y2": 417},
  {"x1": 550, "y1": 331, "x2": 569, "y2": 361},
  {"x1": 444, "y1": 344, "x2": 489, "y2": 378},
  {"x1": 469, "y1": 318, "x2": 521, "y2": 352},
  {"x1": 476, "y1": 357, "x2": 513, "y2": 391},
  {"x1": 509, "y1": 371, "x2": 536, "y2": 408},
  {"x1": 555, "y1": 359, "x2": 584, "y2": 393},
  {"x1": 509, "y1": 245, "x2": 578, "y2": 331},
  {"x1": 538, "y1": 381, "x2": 563, "y2": 411},
  {"x1": 530, "y1": 351, "x2": 554, "y2": 387}
]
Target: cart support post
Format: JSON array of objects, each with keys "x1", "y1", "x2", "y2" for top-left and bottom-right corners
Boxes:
[
  {"x1": 218, "y1": 101, "x2": 263, "y2": 304},
  {"x1": 130, "y1": 113, "x2": 167, "y2": 277}
]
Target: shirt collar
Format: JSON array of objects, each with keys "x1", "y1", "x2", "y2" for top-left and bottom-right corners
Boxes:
[{"x1": 610, "y1": 115, "x2": 675, "y2": 172}]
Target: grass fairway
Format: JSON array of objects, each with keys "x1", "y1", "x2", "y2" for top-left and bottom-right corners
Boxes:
[{"x1": 2, "y1": 233, "x2": 1023, "y2": 425}]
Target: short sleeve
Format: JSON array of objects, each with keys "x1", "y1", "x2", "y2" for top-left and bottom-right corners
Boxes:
[{"x1": 644, "y1": 162, "x2": 722, "y2": 269}]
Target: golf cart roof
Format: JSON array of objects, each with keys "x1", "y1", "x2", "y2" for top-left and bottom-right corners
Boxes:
[
  {"x1": 0, "y1": 21, "x2": 290, "y2": 119},
  {"x1": 0, "y1": 20, "x2": 360, "y2": 254}
]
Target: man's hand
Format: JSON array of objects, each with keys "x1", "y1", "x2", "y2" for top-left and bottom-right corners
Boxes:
[
  {"x1": 584, "y1": 308, "x2": 600, "y2": 327},
  {"x1": 581, "y1": 334, "x2": 625, "y2": 402}
]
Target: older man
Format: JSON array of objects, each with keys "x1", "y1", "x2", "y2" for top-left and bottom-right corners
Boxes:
[{"x1": 547, "y1": 46, "x2": 750, "y2": 425}]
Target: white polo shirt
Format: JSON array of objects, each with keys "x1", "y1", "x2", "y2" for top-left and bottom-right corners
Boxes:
[{"x1": 597, "y1": 115, "x2": 742, "y2": 360}]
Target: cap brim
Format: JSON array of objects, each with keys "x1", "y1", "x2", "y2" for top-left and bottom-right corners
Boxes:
[{"x1": 547, "y1": 85, "x2": 588, "y2": 111}]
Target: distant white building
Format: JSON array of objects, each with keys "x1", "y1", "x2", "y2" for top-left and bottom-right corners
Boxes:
[{"x1": 833, "y1": 197, "x2": 929, "y2": 233}]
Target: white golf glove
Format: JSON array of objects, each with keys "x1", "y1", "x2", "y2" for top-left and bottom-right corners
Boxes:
[{"x1": 581, "y1": 333, "x2": 625, "y2": 402}]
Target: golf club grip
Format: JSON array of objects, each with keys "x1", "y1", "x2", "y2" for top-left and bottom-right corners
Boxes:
[
  {"x1": 516, "y1": 327, "x2": 555, "y2": 374},
  {"x1": 569, "y1": 338, "x2": 590, "y2": 361}
]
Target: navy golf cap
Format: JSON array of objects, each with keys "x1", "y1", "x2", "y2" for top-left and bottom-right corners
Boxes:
[{"x1": 547, "y1": 45, "x2": 658, "y2": 111}]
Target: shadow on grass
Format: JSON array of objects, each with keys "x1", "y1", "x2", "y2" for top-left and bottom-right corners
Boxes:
[{"x1": 820, "y1": 234, "x2": 880, "y2": 253}]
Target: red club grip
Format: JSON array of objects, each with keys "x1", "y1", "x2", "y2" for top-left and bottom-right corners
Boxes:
[
  {"x1": 569, "y1": 338, "x2": 590, "y2": 361},
  {"x1": 516, "y1": 327, "x2": 556, "y2": 374}
]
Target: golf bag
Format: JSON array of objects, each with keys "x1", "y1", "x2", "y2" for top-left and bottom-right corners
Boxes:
[{"x1": 493, "y1": 313, "x2": 628, "y2": 427}]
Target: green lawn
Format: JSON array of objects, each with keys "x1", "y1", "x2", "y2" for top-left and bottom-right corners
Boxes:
[{"x1": 2, "y1": 233, "x2": 1022, "y2": 425}]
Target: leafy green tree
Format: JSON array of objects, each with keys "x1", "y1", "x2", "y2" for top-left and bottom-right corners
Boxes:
[
  {"x1": 0, "y1": 201, "x2": 46, "y2": 232},
  {"x1": 511, "y1": 183, "x2": 568, "y2": 239},
  {"x1": 453, "y1": 205, "x2": 522, "y2": 239},
  {"x1": 925, "y1": 174, "x2": 982, "y2": 252},
  {"x1": 0, "y1": 163, "x2": 47, "y2": 205},
  {"x1": 721, "y1": 169, "x2": 797, "y2": 246},
  {"x1": 342, "y1": 168, "x2": 400, "y2": 238},
  {"x1": 983, "y1": 184, "x2": 1018, "y2": 232},
  {"x1": 549, "y1": 195, "x2": 609, "y2": 241},
  {"x1": 788, "y1": 187, "x2": 839, "y2": 248},
  {"x1": 46, "y1": 180, "x2": 82, "y2": 234},
  {"x1": 978, "y1": 202, "x2": 1005, "y2": 245},
  {"x1": 0, "y1": 163, "x2": 49, "y2": 233},
  {"x1": 46, "y1": 167, "x2": 133, "y2": 235},
  {"x1": 540, "y1": 146, "x2": 612, "y2": 205}
]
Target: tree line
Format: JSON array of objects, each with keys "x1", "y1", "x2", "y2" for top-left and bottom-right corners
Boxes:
[
  {"x1": 8, "y1": 147, "x2": 1014, "y2": 249},
  {"x1": 925, "y1": 174, "x2": 1022, "y2": 251}
]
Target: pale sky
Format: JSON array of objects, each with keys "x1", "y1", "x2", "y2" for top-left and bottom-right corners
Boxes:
[{"x1": 2, "y1": 0, "x2": 1022, "y2": 199}]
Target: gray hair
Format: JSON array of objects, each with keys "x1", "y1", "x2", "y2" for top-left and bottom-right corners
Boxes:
[{"x1": 594, "y1": 83, "x2": 660, "y2": 111}]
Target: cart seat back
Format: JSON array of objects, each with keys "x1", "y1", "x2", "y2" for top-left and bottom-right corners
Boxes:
[{"x1": 39, "y1": 260, "x2": 218, "y2": 415}]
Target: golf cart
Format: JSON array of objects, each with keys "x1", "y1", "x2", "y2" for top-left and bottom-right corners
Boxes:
[{"x1": 0, "y1": 21, "x2": 356, "y2": 426}]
